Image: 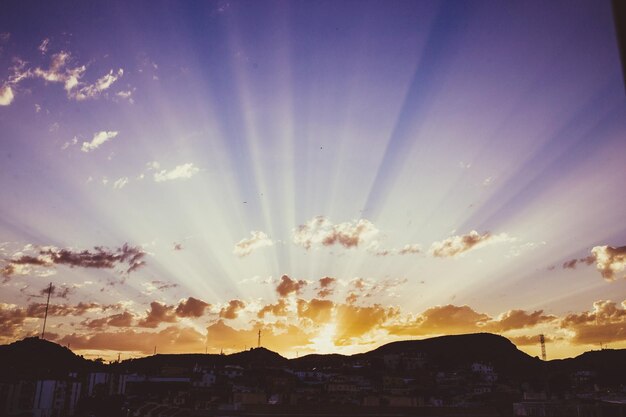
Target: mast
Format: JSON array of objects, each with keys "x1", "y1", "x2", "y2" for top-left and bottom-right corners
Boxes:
[{"x1": 41, "y1": 282, "x2": 52, "y2": 339}]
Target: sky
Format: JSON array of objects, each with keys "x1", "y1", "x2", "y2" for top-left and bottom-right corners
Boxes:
[{"x1": 0, "y1": 0, "x2": 625, "y2": 362}]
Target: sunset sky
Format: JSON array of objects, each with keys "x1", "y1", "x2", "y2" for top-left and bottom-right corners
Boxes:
[{"x1": 1, "y1": 1, "x2": 625, "y2": 362}]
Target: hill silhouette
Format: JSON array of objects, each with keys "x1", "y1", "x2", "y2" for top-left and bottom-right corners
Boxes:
[
  {"x1": 0, "y1": 337, "x2": 97, "y2": 380},
  {"x1": 1, "y1": 333, "x2": 624, "y2": 382}
]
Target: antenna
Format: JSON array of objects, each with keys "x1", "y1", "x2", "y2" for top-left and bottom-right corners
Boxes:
[
  {"x1": 257, "y1": 329, "x2": 261, "y2": 348},
  {"x1": 117, "y1": 353, "x2": 121, "y2": 363},
  {"x1": 41, "y1": 282, "x2": 52, "y2": 339},
  {"x1": 539, "y1": 334, "x2": 547, "y2": 361},
  {"x1": 154, "y1": 346, "x2": 157, "y2": 355}
]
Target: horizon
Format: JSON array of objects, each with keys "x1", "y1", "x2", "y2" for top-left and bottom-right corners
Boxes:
[
  {"x1": 1, "y1": 1, "x2": 626, "y2": 364},
  {"x1": 7, "y1": 332, "x2": 623, "y2": 363}
]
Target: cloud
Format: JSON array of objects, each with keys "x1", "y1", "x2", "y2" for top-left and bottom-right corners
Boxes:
[
  {"x1": 297, "y1": 298, "x2": 333, "y2": 323},
  {"x1": 560, "y1": 300, "x2": 626, "y2": 345},
  {"x1": 398, "y1": 244, "x2": 421, "y2": 255},
  {"x1": 206, "y1": 320, "x2": 312, "y2": 353},
  {"x1": 38, "y1": 38, "x2": 50, "y2": 54},
  {"x1": 483, "y1": 309, "x2": 557, "y2": 332},
  {"x1": 562, "y1": 256, "x2": 595, "y2": 269},
  {"x1": 58, "y1": 325, "x2": 206, "y2": 354},
  {"x1": 175, "y1": 297, "x2": 210, "y2": 318},
  {"x1": 317, "y1": 277, "x2": 336, "y2": 298},
  {"x1": 335, "y1": 304, "x2": 399, "y2": 345},
  {"x1": 84, "y1": 311, "x2": 134, "y2": 329},
  {"x1": 81, "y1": 131, "x2": 119, "y2": 152},
  {"x1": 113, "y1": 177, "x2": 129, "y2": 189},
  {"x1": 430, "y1": 230, "x2": 512, "y2": 257},
  {"x1": 1, "y1": 244, "x2": 146, "y2": 280},
  {"x1": 0, "y1": 85, "x2": 14, "y2": 105},
  {"x1": 73, "y1": 69, "x2": 123, "y2": 101},
  {"x1": 276, "y1": 275, "x2": 307, "y2": 297},
  {"x1": 508, "y1": 334, "x2": 554, "y2": 346},
  {"x1": 153, "y1": 163, "x2": 199, "y2": 182},
  {"x1": 137, "y1": 302, "x2": 177, "y2": 328},
  {"x1": 257, "y1": 299, "x2": 289, "y2": 318},
  {"x1": 219, "y1": 300, "x2": 246, "y2": 320},
  {"x1": 591, "y1": 246, "x2": 626, "y2": 281},
  {"x1": 233, "y1": 231, "x2": 273, "y2": 257},
  {"x1": 386, "y1": 304, "x2": 490, "y2": 337},
  {"x1": 293, "y1": 216, "x2": 379, "y2": 250}
]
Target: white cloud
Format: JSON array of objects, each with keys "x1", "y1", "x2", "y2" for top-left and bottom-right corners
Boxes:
[
  {"x1": 0, "y1": 85, "x2": 14, "y2": 106},
  {"x1": 233, "y1": 231, "x2": 274, "y2": 257},
  {"x1": 293, "y1": 216, "x2": 379, "y2": 250},
  {"x1": 591, "y1": 245, "x2": 626, "y2": 281},
  {"x1": 38, "y1": 38, "x2": 50, "y2": 54},
  {"x1": 153, "y1": 163, "x2": 199, "y2": 182},
  {"x1": 81, "y1": 131, "x2": 118, "y2": 153},
  {"x1": 113, "y1": 177, "x2": 129, "y2": 190}
]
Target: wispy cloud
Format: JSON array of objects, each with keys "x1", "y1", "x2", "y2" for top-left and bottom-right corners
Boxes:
[
  {"x1": 81, "y1": 131, "x2": 118, "y2": 152},
  {"x1": 233, "y1": 231, "x2": 273, "y2": 257},
  {"x1": 430, "y1": 230, "x2": 513, "y2": 258},
  {"x1": 113, "y1": 177, "x2": 129, "y2": 189},
  {"x1": 153, "y1": 163, "x2": 199, "y2": 182}
]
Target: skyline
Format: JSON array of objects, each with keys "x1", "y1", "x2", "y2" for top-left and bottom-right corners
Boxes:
[{"x1": 1, "y1": 0, "x2": 626, "y2": 361}]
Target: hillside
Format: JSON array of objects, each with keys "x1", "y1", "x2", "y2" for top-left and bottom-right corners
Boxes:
[{"x1": 0, "y1": 337, "x2": 97, "y2": 379}]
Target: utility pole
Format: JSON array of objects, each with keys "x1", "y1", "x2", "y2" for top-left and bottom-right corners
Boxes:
[
  {"x1": 257, "y1": 329, "x2": 261, "y2": 348},
  {"x1": 539, "y1": 334, "x2": 547, "y2": 361},
  {"x1": 41, "y1": 282, "x2": 52, "y2": 339}
]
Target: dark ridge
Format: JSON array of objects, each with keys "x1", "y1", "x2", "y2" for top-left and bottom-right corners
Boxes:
[
  {"x1": 227, "y1": 346, "x2": 288, "y2": 367},
  {"x1": 0, "y1": 337, "x2": 97, "y2": 380},
  {"x1": 290, "y1": 353, "x2": 349, "y2": 369}
]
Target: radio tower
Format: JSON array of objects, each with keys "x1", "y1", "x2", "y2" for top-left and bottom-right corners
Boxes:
[
  {"x1": 257, "y1": 329, "x2": 261, "y2": 348},
  {"x1": 41, "y1": 282, "x2": 53, "y2": 339},
  {"x1": 539, "y1": 334, "x2": 547, "y2": 361}
]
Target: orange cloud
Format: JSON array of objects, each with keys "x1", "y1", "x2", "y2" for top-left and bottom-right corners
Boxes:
[
  {"x1": 58, "y1": 325, "x2": 205, "y2": 354},
  {"x1": 206, "y1": 320, "x2": 312, "y2": 353},
  {"x1": 560, "y1": 300, "x2": 626, "y2": 345},
  {"x1": 297, "y1": 298, "x2": 333, "y2": 323},
  {"x1": 258, "y1": 299, "x2": 289, "y2": 318},
  {"x1": 335, "y1": 304, "x2": 399, "y2": 345}
]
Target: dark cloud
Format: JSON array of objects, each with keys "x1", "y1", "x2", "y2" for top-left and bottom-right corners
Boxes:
[
  {"x1": 219, "y1": 300, "x2": 246, "y2": 320},
  {"x1": 317, "y1": 277, "x2": 336, "y2": 298},
  {"x1": 175, "y1": 297, "x2": 209, "y2": 318},
  {"x1": 83, "y1": 311, "x2": 134, "y2": 329},
  {"x1": 276, "y1": 275, "x2": 307, "y2": 297},
  {"x1": 137, "y1": 302, "x2": 177, "y2": 328},
  {"x1": 1, "y1": 243, "x2": 146, "y2": 279}
]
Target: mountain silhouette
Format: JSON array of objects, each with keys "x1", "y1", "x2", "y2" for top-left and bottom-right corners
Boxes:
[{"x1": 1, "y1": 333, "x2": 624, "y2": 382}]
